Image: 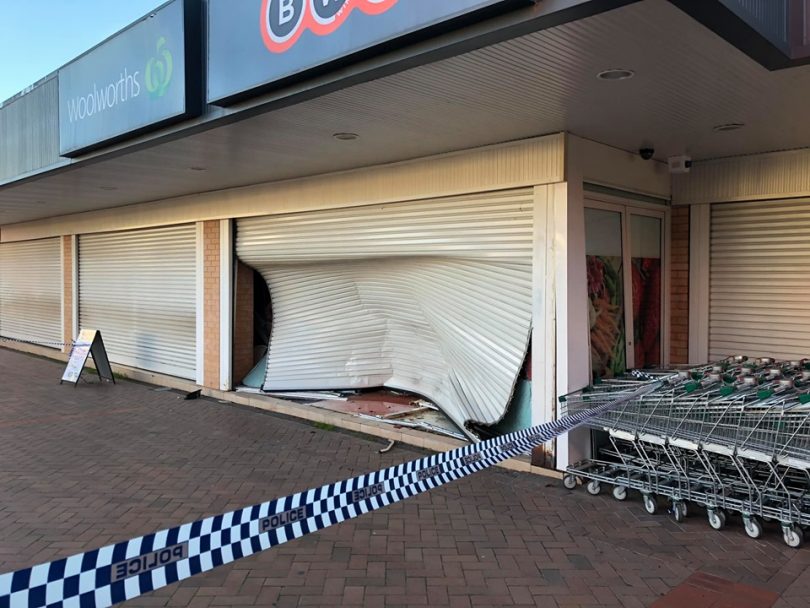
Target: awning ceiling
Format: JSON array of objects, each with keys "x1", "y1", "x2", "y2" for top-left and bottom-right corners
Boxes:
[{"x1": 3, "y1": 0, "x2": 810, "y2": 225}]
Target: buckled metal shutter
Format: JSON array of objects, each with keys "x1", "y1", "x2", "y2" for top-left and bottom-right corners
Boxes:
[
  {"x1": 237, "y1": 189, "x2": 534, "y2": 432},
  {"x1": 79, "y1": 225, "x2": 197, "y2": 379},
  {"x1": 0, "y1": 238, "x2": 62, "y2": 345},
  {"x1": 710, "y1": 198, "x2": 810, "y2": 360}
]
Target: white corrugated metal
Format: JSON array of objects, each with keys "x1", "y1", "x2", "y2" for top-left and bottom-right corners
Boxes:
[
  {"x1": 237, "y1": 189, "x2": 533, "y2": 433},
  {"x1": 0, "y1": 77, "x2": 60, "y2": 181},
  {"x1": 0, "y1": 238, "x2": 61, "y2": 345},
  {"x1": 673, "y1": 149, "x2": 810, "y2": 205},
  {"x1": 79, "y1": 225, "x2": 197, "y2": 379},
  {"x1": 710, "y1": 199, "x2": 810, "y2": 360}
]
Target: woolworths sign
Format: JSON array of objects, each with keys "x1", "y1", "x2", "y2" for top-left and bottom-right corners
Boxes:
[{"x1": 59, "y1": 0, "x2": 200, "y2": 157}]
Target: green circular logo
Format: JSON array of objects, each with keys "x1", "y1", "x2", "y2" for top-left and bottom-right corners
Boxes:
[{"x1": 145, "y1": 37, "x2": 173, "y2": 98}]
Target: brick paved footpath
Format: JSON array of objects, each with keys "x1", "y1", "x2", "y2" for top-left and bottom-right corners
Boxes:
[{"x1": 1, "y1": 347, "x2": 809, "y2": 608}]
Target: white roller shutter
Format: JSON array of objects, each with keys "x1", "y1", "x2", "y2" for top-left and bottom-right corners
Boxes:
[
  {"x1": 710, "y1": 198, "x2": 810, "y2": 360},
  {"x1": 0, "y1": 238, "x2": 62, "y2": 345},
  {"x1": 79, "y1": 225, "x2": 197, "y2": 379},
  {"x1": 237, "y1": 189, "x2": 533, "y2": 433}
]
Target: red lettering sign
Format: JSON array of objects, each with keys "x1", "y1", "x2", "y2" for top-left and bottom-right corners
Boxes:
[{"x1": 261, "y1": 0, "x2": 398, "y2": 53}]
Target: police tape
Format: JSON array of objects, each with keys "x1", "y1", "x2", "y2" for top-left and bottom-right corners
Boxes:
[
  {"x1": 0, "y1": 337, "x2": 77, "y2": 348},
  {"x1": 0, "y1": 378, "x2": 666, "y2": 608}
]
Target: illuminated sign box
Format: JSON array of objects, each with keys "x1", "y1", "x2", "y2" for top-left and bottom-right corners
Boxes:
[
  {"x1": 58, "y1": 0, "x2": 201, "y2": 157},
  {"x1": 208, "y1": 0, "x2": 531, "y2": 105}
]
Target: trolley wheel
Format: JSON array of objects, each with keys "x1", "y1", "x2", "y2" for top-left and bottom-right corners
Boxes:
[
  {"x1": 612, "y1": 485, "x2": 628, "y2": 501},
  {"x1": 707, "y1": 509, "x2": 727, "y2": 531},
  {"x1": 744, "y1": 516, "x2": 764, "y2": 540},
  {"x1": 783, "y1": 525, "x2": 804, "y2": 549},
  {"x1": 671, "y1": 501, "x2": 687, "y2": 523},
  {"x1": 643, "y1": 494, "x2": 658, "y2": 515},
  {"x1": 586, "y1": 480, "x2": 602, "y2": 496},
  {"x1": 562, "y1": 474, "x2": 578, "y2": 490}
]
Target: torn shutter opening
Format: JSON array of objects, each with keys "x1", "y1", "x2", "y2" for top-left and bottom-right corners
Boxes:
[{"x1": 236, "y1": 189, "x2": 534, "y2": 433}]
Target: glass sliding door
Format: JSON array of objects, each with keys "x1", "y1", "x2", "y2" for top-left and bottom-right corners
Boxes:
[
  {"x1": 585, "y1": 208, "x2": 626, "y2": 379},
  {"x1": 585, "y1": 202, "x2": 666, "y2": 380},
  {"x1": 630, "y1": 214, "x2": 663, "y2": 369}
]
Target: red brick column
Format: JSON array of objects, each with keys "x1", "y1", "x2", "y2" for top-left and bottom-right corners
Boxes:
[
  {"x1": 203, "y1": 221, "x2": 220, "y2": 388},
  {"x1": 670, "y1": 206, "x2": 690, "y2": 364}
]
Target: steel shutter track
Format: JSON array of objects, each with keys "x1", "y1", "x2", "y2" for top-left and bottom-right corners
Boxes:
[
  {"x1": 236, "y1": 189, "x2": 533, "y2": 431},
  {"x1": 710, "y1": 198, "x2": 810, "y2": 360},
  {"x1": 79, "y1": 225, "x2": 197, "y2": 379},
  {"x1": 0, "y1": 238, "x2": 61, "y2": 345}
]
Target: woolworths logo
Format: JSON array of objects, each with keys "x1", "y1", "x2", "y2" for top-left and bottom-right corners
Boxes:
[
  {"x1": 65, "y1": 37, "x2": 174, "y2": 124},
  {"x1": 145, "y1": 37, "x2": 173, "y2": 98}
]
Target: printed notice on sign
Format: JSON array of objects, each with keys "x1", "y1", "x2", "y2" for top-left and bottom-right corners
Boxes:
[
  {"x1": 61, "y1": 329, "x2": 95, "y2": 385},
  {"x1": 61, "y1": 329, "x2": 115, "y2": 385}
]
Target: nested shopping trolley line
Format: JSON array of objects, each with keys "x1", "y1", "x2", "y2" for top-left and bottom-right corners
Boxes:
[{"x1": 562, "y1": 357, "x2": 810, "y2": 548}]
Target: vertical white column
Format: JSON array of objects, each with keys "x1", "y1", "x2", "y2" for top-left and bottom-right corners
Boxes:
[
  {"x1": 60, "y1": 236, "x2": 65, "y2": 347},
  {"x1": 533, "y1": 179, "x2": 591, "y2": 470},
  {"x1": 219, "y1": 219, "x2": 233, "y2": 391},
  {"x1": 71, "y1": 234, "x2": 78, "y2": 340},
  {"x1": 555, "y1": 135, "x2": 593, "y2": 470},
  {"x1": 558, "y1": 179, "x2": 591, "y2": 397},
  {"x1": 195, "y1": 222, "x2": 205, "y2": 386},
  {"x1": 531, "y1": 185, "x2": 556, "y2": 429},
  {"x1": 688, "y1": 204, "x2": 710, "y2": 364}
]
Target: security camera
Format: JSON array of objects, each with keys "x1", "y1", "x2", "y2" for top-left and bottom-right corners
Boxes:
[{"x1": 639, "y1": 148, "x2": 655, "y2": 160}]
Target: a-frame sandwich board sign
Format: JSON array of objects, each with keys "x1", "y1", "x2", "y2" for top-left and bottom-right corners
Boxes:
[{"x1": 61, "y1": 328, "x2": 115, "y2": 386}]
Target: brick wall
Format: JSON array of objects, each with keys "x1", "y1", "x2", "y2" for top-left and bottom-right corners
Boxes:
[
  {"x1": 670, "y1": 206, "x2": 690, "y2": 364},
  {"x1": 203, "y1": 221, "x2": 220, "y2": 388},
  {"x1": 233, "y1": 262, "x2": 255, "y2": 384},
  {"x1": 62, "y1": 236, "x2": 73, "y2": 353}
]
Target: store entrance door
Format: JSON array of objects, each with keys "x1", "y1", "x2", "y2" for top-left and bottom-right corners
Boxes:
[{"x1": 584, "y1": 201, "x2": 665, "y2": 380}]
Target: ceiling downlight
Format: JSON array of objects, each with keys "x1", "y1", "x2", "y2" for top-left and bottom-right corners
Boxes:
[
  {"x1": 597, "y1": 68, "x2": 635, "y2": 81},
  {"x1": 713, "y1": 123, "x2": 745, "y2": 132}
]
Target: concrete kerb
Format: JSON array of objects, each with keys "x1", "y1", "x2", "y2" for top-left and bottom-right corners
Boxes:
[{"x1": 1, "y1": 343, "x2": 563, "y2": 480}]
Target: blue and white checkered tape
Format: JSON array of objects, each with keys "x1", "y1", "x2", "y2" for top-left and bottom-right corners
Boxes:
[{"x1": 0, "y1": 379, "x2": 663, "y2": 608}]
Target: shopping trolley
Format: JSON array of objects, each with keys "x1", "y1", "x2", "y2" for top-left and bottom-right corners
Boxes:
[{"x1": 561, "y1": 357, "x2": 810, "y2": 548}]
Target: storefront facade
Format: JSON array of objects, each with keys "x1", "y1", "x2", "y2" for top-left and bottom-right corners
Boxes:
[{"x1": 2, "y1": 0, "x2": 809, "y2": 469}]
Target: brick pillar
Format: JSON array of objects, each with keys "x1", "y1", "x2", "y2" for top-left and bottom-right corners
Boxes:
[
  {"x1": 670, "y1": 206, "x2": 690, "y2": 364},
  {"x1": 62, "y1": 236, "x2": 73, "y2": 353},
  {"x1": 203, "y1": 221, "x2": 221, "y2": 388},
  {"x1": 233, "y1": 261, "x2": 255, "y2": 384}
]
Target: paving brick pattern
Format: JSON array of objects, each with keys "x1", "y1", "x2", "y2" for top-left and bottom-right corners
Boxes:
[
  {"x1": 651, "y1": 572, "x2": 779, "y2": 608},
  {"x1": 2, "y1": 348, "x2": 810, "y2": 607}
]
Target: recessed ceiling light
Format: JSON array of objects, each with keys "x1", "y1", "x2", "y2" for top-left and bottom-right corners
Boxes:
[
  {"x1": 597, "y1": 68, "x2": 635, "y2": 81},
  {"x1": 99, "y1": 185, "x2": 117, "y2": 191},
  {"x1": 189, "y1": 166, "x2": 207, "y2": 171},
  {"x1": 333, "y1": 132, "x2": 359, "y2": 141},
  {"x1": 713, "y1": 123, "x2": 745, "y2": 132}
]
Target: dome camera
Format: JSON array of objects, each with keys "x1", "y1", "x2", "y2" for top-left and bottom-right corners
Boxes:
[{"x1": 639, "y1": 148, "x2": 655, "y2": 161}]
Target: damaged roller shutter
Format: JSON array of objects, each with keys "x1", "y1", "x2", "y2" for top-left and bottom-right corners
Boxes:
[
  {"x1": 0, "y1": 238, "x2": 62, "y2": 345},
  {"x1": 236, "y1": 189, "x2": 533, "y2": 433},
  {"x1": 79, "y1": 225, "x2": 197, "y2": 379}
]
